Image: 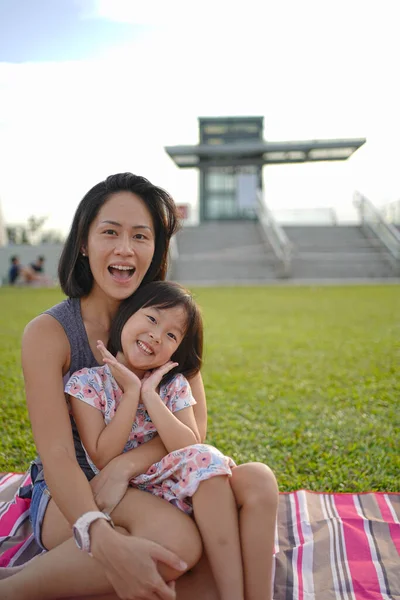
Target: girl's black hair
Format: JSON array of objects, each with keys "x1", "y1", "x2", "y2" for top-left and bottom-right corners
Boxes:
[
  {"x1": 58, "y1": 173, "x2": 180, "y2": 298},
  {"x1": 108, "y1": 281, "x2": 203, "y2": 385}
]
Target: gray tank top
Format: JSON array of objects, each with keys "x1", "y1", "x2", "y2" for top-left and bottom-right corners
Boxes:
[{"x1": 32, "y1": 298, "x2": 99, "y2": 483}]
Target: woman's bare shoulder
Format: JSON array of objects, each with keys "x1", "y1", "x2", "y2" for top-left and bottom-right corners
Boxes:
[{"x1": 22, "y1": 313, "x2": 70, "y2": 371}]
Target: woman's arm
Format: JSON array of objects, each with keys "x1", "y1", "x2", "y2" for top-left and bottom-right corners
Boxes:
[
  {"x1": 22, "y1": 315, "x2": 106, "y2": 525},
  {"x1": 69, "y1": 387, "x2": 140, "y2": 471},
  {"x1": 188, "y1": 371, "x2": 207, "y2": 442}
]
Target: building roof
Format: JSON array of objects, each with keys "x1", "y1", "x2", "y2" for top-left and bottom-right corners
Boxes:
[{"x1": 165, "y1": 137, "x2": 366, "y2": 168}]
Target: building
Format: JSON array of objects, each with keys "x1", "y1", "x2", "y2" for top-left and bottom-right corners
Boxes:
[{"x1": 165, "y1": 116, "x2": 366, "y2": 222}]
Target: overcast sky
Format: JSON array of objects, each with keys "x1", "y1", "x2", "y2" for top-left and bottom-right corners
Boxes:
[{"x1": 0, "y1": 0, "x2": 399, "y2": 232}]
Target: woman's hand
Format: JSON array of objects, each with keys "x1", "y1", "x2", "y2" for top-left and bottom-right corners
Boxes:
[
  {"x1": 90, "y1": 456, "x2": 131, "y2": 514},
  {"x1": 97, "y1": 340, "x2": 141, "y2": 394},
  {"x1": 91, "y1": 521, "x2": 186, "y2": 600},
  {"x1": 141, "y1": 361, "x2": 178, "y2": 403}
]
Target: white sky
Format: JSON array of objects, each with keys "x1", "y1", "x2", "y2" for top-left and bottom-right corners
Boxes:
[{"x1": 0, "y1": 0, "x2": 399, "y2": 232}]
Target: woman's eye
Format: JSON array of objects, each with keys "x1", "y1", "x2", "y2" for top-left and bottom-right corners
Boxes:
[
  {"x1": 147, "y1": 315, "x2": 156, "y2": 323},
  {"x1": 167, "y1": 333, "x2": 177, "y2": 341},
  {"x1": 104, "y1": 229, "x2": 117, "y2": 235},
  {"x1": 134, "y1": 233, "x2": 147, "y2": 240}
]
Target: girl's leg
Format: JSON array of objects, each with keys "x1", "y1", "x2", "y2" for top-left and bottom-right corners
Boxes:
[
  {"x1": 192, "y1": 475, "x2": 244, "y2": 600},
  {"x1": 230, "y1": 462, "x2": 278, "y2": 600},
  {"x1": 0, "y1": 487, "x2": 202, "y2": 600}
]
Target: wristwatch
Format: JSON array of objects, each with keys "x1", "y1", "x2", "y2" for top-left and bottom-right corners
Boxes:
[{"x1": 72, "y1": 511, "x2": 114, "y2": 554}]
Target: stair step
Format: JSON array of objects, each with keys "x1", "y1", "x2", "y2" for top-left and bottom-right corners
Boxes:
[{"x1": 171, "y1": 222, "x2": 399, "y2": 283}]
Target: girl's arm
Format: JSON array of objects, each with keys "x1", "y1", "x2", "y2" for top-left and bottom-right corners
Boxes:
[
  {"x1": 100, "y1": 371, "x2": 208, "y2": 481},
  {"x1": 141, "y1": 366, "x2": 201, "y2": 453},
  {"x1": 143, "y1": 396, "x2": 200, "y2": 453},
  {"x1": 90, "y1": 373, "x2": 206, "y2": 512},
  {"x1": 69, "y1": 385, "x2": 140, "y2": 471},
  {"x1": 187, "y1": 371, "x2": 207, "y2": 442}
]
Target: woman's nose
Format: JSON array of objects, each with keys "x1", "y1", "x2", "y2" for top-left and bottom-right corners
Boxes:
[{"x1": 114, "y1": 234, "x2": 134, "y2": 256}]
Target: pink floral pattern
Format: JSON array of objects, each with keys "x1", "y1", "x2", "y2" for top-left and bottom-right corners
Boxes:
[
  {"x1": 132, "y1": 444, "x2": 236, "y2": 514},
  {"x1": 65, "y1": 366, "x2": 236, "y2": 514}
]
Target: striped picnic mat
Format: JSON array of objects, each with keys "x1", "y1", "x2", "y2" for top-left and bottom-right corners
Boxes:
[{"x1": 1, "y1": 472, "x2": 400, "y2": 598}]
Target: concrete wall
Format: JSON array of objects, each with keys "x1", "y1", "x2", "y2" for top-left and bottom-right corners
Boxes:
[{"x1": 0, "y1": 244, "x2": 64, "y2": 284}]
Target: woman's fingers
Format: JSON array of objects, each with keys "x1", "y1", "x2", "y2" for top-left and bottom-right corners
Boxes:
[{"x1": 150, "y1": 543, "x2": 187, "y2": 573}]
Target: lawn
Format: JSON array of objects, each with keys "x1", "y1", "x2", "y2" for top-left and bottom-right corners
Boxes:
[{"x1": 0, "y1": 284, "x2": 399, "y2": 492}]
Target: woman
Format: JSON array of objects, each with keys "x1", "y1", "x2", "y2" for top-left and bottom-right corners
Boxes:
[{"x1": 0, "y1": 173, "x2": 278, "y2": 600}]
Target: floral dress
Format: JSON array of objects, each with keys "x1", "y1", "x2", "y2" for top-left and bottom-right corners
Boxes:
[{"x1": 65, "y1": 366, "x2": 236, "y2": 514}]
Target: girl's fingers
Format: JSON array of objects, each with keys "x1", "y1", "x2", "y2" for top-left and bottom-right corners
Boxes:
[
  {"x1": 159, "y1": 361, "x2": 178, "y2": 374},
  {"x1": 96, "y1": 340, "x2": 114, "y2": 359}
]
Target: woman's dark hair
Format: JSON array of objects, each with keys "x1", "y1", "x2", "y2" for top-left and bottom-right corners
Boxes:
[
  {"x1": 59, "y1": 173, "x2": 180, "y2": 297},
  {"x1": 109, "y1": 281, "x2": 203, "y2": 385}
]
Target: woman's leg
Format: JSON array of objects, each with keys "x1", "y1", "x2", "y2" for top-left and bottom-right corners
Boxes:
[
  {"x1": 230, "y1": 462, "x2": 278, "y2": 600},
  {"x1": 192, "y1": 475, "x2": 244, "y2": 600},
  {"x1": 0, "y1": 487, "x2": 202, "y2": 600}
]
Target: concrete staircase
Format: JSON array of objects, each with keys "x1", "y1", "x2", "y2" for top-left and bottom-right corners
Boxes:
[
  {"x1": 171, "y1": 222, "x2": 398, "y2": 284},
  {"x1": 284, "y1": 225, "x2": 396, "y2": 279},
  {"x1": 170, "y1": 221, "x2": 277, "y2": 284}
]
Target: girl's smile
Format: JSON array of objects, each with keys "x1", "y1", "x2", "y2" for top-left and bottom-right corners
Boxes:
[{"x1": 119, "y1": 305, "x2": 187, "y2": 375}]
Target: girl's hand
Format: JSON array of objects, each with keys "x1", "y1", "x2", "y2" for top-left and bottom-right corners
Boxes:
[
  {"x1": 90, "y1": 456, "x2": 130, "y2": 514},
  {"x1": 97, "y1": 340, "x2": 141, "y2": 394},
  {"x1": 141, "y1": 361, "x2": 178, "y2": 402}
]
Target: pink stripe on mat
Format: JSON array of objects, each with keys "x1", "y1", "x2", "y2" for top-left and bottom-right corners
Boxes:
[
  {"x1": 376, "y1": 493, "x2": 400, "y2": 557},
  {"x1": 334, "y1": 494, "x2": 388, "y2": 600},
  {"x1": 294, "y1": 491, "x2": 305, "y2": 600}
]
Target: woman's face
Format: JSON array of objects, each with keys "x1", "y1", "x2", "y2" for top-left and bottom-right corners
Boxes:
[{"x1": 85, "y1": 191, "x2": 155, "y2": 301}]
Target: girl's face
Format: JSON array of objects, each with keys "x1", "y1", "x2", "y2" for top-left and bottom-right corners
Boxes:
[
  {"x1": 85, "y1": 191, "x2": 155, "y2": 301},
  {"x1": 120, "y1": 304, "x2": 187, "y2": 374}
]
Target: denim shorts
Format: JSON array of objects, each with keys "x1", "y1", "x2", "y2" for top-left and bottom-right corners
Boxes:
[{"x1": 29, "y1": 465, "x2": 52, "y2": 551}]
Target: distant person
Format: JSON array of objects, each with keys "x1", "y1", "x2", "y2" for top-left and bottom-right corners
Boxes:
[
  {"x1": 29, "y1": 256, "x2": 45, "y2": 274},
  {"x1": 8, "y1": 255, "x2": 52, "y2": 287},
  {"x1": 8, "y1": 255, "x2": 21, "y2": 285}
]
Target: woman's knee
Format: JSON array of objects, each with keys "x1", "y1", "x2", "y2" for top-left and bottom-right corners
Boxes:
[{"x1": 231, "y1": 462, "x2": 279, "y2": 509}]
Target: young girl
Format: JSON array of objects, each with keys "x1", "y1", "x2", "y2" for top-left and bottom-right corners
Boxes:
[{"x1": 65, "y1": 281, "x2": 266, "y2": 600}]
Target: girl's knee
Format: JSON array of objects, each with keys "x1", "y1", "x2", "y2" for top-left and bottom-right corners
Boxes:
[
  {"x1": 231, "y1": 462, "x2": 278, "y2": 510},
  {"x1": 245, "y1": 462, "x2": 279, "y2": 508}
]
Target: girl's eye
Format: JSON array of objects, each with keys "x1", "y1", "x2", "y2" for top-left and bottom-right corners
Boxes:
[
  {"x1": 167, "y1": 333, "x2": 177, "y2": 341},
  {"x1": 147, "y1": 315, "x2": 156, "y2": 323}
]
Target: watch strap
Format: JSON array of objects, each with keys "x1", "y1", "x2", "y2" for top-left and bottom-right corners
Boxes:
[{"x1": 73, "y1": 510, "x2": 114, "y2": 553}]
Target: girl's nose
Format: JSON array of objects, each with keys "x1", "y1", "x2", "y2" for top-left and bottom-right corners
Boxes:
[{"x1": 149, "y1": 331, "x2": 161, "y2": 344}]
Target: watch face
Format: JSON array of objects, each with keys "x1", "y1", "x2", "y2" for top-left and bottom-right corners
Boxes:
[{"x1": 72, "y1": 525, "x2": 83, "y2": 550}]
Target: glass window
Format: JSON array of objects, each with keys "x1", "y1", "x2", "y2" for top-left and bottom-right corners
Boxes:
[
  {"x1": 206, "y1": 170, "x2": 235, "y2": 192},
  {"x1": 204, "y1": 125, "x2": 227, "y2": 135}
]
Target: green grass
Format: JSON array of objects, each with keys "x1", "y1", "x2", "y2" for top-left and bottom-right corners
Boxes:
[{"x1": 0, "y1": 285, "x2": 399, "y2": 492}]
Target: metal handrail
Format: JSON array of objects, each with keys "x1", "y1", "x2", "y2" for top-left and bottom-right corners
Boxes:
[
  {"x1": 256, "y1": 190, "x2": 292, "y2": 277},
  {"x1": 381, "y1": 199, "x2": 400, "y2": 225},
  {"x1": 354, "y1": 191, "x2": 400, "y2": 261}
]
